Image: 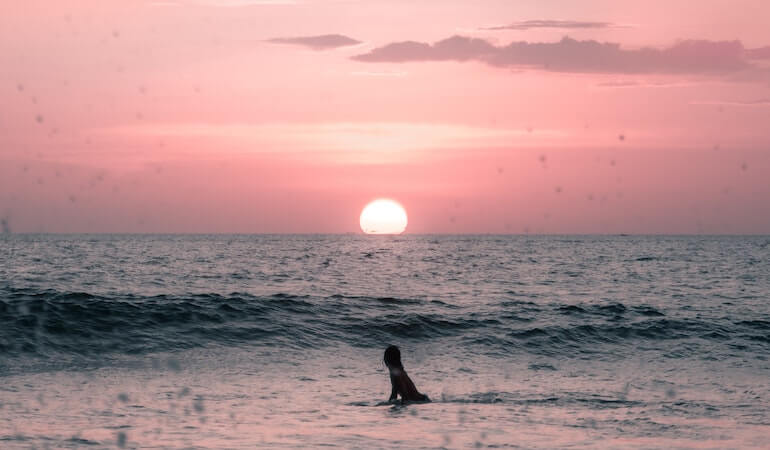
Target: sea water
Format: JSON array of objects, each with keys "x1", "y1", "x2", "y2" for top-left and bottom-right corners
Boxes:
[{"x1": 1, "y1": 234, "x2": 769, "y2": 448}]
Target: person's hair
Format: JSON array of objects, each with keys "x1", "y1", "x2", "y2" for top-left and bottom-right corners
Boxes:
[{"x1": 384, "y1": 345, "x2": 403, "y2": 369}]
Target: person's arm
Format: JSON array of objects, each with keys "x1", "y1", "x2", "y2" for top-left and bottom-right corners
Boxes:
[{"x1": 389, "y1": 375, "x2": 398, "y2": 401}]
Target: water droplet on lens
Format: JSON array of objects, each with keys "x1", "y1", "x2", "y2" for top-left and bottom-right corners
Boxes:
[
  {"x1": 193, "y1": 396, "x2": 205, "y2": 413},
  {"x1": 666, "y1": 387, "x2": 676, "y2": 399},
  {"x1": 166, "y1": 358, "x2": 181, "y2": 372},
  {"x1": 116, "y1": 431, "x2": 126, "y2": 448}
]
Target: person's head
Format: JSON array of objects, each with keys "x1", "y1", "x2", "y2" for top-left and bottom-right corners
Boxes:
[{"x1": 384, "y1": 345, "x2": 403, "y2": 369}]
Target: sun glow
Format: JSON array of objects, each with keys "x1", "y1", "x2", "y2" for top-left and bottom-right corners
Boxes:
[{"x1": 359, "y1": 199, "x2": 408, "y2": 234}]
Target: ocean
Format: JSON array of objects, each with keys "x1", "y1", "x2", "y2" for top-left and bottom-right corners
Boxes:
[{"x1": 1, "y1": 234, "x2": 769, "y2": 448}]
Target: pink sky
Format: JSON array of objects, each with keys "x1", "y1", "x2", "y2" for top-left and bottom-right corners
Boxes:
[{"x1": 1, "y1": 0, "x2": 769, "y2": 233}]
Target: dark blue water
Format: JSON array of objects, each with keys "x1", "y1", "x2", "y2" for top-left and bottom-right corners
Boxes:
[
  {"x1": 3, "y1": 234, "x2": 769, "y2": 366},
  {"x1": 1, "y1": 235, "x2": 769, "y2": 448}
]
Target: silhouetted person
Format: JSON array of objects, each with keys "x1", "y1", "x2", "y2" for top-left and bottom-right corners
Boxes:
[{"x1": 384, "y1": 345, "x2": 429, "y2": 403}]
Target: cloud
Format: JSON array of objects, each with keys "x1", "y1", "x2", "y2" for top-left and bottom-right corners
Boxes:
[
  {"x1": 267, "y1": 34, "x2": 361, "y2": 50},
  {"x1": 747, "y1": 46, "x2": 770, "y2": 60},
  {"x1": 596, "y1": 80, "x2": 641, "y2": 88},
  {"x1": 94, "y1": 122, "x2": 568, "y2": 163},
  {"x1": 595, "y1": 80, "x2": 699, "y2": 89},
  {"x1": 480, "y1": 20, "x2": 627, "y2": 31},
  {"x1": 354, "y1": 36, "x2": 496, "y2": 62},
  {"x1": 354, "y1": 35, "x2": 764, "y2": 75}
]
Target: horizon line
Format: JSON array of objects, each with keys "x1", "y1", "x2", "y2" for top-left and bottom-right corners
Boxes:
[{"x1": 2, "y1": 232, "x2": 769, "y2": 237}]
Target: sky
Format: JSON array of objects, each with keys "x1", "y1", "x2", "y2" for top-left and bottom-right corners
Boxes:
[{"x1": 1, "y1": 0, "x2": 769, "y2": 233}]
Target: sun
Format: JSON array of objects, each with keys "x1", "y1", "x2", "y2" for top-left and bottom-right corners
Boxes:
[{"x1": 359, "y1": 199, "x2": 408, "y2": 235}]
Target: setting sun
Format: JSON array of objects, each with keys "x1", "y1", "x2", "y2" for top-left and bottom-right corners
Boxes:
[{"x1": 359, "y1": 199, "x2": 408, "y2": 234}]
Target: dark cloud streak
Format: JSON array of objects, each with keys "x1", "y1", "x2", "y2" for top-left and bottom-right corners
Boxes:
[
  {"x1": 267, "y1": 34, "x2": 361, "y2": 50},
  {"x1": 480, "y1": 20, "x2": 624, "y2": 31},
  {"x1": 354, "y1": 35, "x2": 761, "y2": 75}
]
